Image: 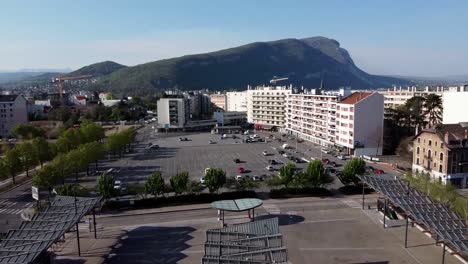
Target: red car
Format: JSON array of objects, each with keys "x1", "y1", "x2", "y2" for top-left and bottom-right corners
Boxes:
[
  {"x1": 237, "y1": 167, "x2": 245, "y2": 174},
  {"x1": 321, "y1": 158, "x2": 330, "y2": 164},
  {"x1": 374, "y1": 169, "x2": 385, "y2": 174}
]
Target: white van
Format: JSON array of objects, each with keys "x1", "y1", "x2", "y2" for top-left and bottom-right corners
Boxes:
[{"x1": 282, "y1": 144, "x2": 289, "y2": 149}]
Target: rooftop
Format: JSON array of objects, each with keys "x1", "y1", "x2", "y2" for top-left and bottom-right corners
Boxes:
[
  {"x1": 419, "y1": 122, "x2": 468, "y2": 149},
  {"x1": 0, "y1": 95, "x2": 19, "y2": 102},
  {"x1": 211, "y1": 198, "x2": 263, "y2": 212},
  {"x1": 339, "y1": 92, "x2": 373, "y2": 104}
]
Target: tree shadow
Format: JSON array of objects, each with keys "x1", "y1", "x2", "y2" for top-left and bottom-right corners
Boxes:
[
  {"x1": 131, "y1": 147, "x2": 179, "y2": 161},
  {"x1": 255, "y1": 214, "x2": 305, "y2": 226},
  {"x1": 105, "y1": 226, "x2": 196, "y2": 264}
]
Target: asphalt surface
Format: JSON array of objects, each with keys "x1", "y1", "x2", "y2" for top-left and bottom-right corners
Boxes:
[{"x1": 0, "y1": 180, "x2": 35, "y2": 233}]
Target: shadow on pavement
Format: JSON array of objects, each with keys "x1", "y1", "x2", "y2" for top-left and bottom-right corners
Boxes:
[
  {"x1": 255, "y1": 214, "x2": 305, "y2": 226},
  {"x1": 131, "y1": 147, "x2": 179, "y2": 161},
  {"x1": 105, "y1": 226, "x2": 196, "y2": 264}
]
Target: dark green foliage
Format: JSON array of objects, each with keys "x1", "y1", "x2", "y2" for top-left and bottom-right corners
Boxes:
[
  {"x1": 97, "y1": 173, "x2": 115, "y2": 199},
  {"x1": 144, "y1": 171, "x2": 165, "y2": 197},
  {"x1": 10, "y1": 125, "x2": 45, "y2": 139},
  {"x1": 170, "y1": 171, "x2": 189, "y2": 195},
  {"x1": 301, "y1": 160, "x2": 334, "y2": 188},
  {"x1": 279, "y1": 163, "x2": 296, "y2": 187},
  {"x1": 3, "y1": 148, "x2": 21, "y2": 184},
  {"x1": 340, "y1": 158, "x2": 366, "y2": 185},
  {"x1": 31, "y1": 137, "x2": 53, "y2": 167},
  {"x1": 270, "y1": 187, "x2": 332, "y2": 199},
  {"x1": 204, "y1": 168, "x2": 226, "y2": 193},
  {"x1": 69, "y1": 61, "x2": 126, "y2": 77}
]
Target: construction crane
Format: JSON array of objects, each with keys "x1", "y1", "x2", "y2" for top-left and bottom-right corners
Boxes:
[
  {"x1": 270, "y1": 76, "x2": 288, "y2": 85},
  {"x1": 54, "y1": 74, "x2": 93, "y2": 100}
]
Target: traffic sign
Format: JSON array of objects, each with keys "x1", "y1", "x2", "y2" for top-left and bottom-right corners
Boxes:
[{"x1": 32, "y1": 186, "x2": 39, "y2": 201}]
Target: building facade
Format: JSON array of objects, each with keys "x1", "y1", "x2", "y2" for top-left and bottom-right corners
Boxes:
[
  {"x1": 247, "y1": 86, "x2": 292, "y2": 130},
  {"x1": 213, "y1": 111, "x2": 247, "y2": 126},
  {"x1": 0, "y1": 95, "x2": 28, "y2": 137},
  {"x1": 285, "y1": 91, "x2": 384, "y2": 156},
  {"x1": 442, "y1": 89, "x2": 468, "y2": 124},
  {"x1": 157, "y1": 98, "x2": 189, "y2": 129},
  {"x1": 210, "y1": 93, "x2": 227, "y2": 111},
  {"x1": 412, "y1": 123, "x2": 468, "y2": 189},
  {"x1": 226, "y1": 91, "x2": 248, "y2": 112}
]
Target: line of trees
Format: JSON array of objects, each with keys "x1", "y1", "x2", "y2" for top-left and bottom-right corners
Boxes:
[{"x1": 267, "y1": 160, "x2": 334, "y2": 189}]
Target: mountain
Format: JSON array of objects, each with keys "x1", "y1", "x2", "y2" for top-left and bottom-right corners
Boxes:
[
  {"x1": 96, "y1": 37, "x2": 408, "y2": 93},
  {"x1": 68, "y1": 61, "x2": 126, "y2": 77}
]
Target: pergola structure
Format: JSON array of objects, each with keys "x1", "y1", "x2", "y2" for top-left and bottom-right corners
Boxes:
[
  {"x1": 0, "y1": 195, "x2": 101, "y2": 264},
  {"x1": 211, "y1": 198, "x2": 263, "y2": 226},
  {"x1": 359, "y1": 175, "x2": 467, "y2": 263},
  {"x1": 202, "y1": 217, "x2": 288, "y2": 264}
]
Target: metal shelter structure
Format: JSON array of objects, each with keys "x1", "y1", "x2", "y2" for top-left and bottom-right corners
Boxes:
[
  {"x1": 211, "y1": 198, "x2": 263, "y2": 225},
  {"x1": 202, "y1": 217, "x2": 288, "y2": 264},
  {"x1": 359, "y1": 175, "x2": 467, "y2": 263},
  {"x1": 0, "y1": 195, "x2": 101, "y2": 264}
]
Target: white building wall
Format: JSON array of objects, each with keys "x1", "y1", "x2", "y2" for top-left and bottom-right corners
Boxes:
[
  {"x1": 157, "y1": 98, "x2": 186, "y2": 128},
  {"x1": 226, "y1": 91, "x2": 247, "y2": 112},
  {"x1": 442, "y1": 91, "x2": 468, "y2": 124},
  {"x1": 0, "y1": 96, "x2": 28, "y2": 137},
  {"x1": 247, "y1": 86, "x2": 291, "y2": 127},
  {"x1": 352, "y1": 93, "x2": 384, "y2": 156}
]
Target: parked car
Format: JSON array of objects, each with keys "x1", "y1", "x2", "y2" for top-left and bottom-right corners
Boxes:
[
  {"x1": 252, "y1": 175, "x2": 263, "y2": 182},
  {"x1": 269, "y1": 159, "x2": 277, "y2": 165},
  {"x1": 374, "y1": 169, "x2": 385, "y2": 174},
  {"x1": 236, "y1": 175, "x2": 243, "y2": 181},
  {"x1": 337, "y1": 155, "x2": 346, "y2": 160},
  {"x1": 266, "y1": 165, "x2": 274, "y2": 171},
  {"x1": 232, "y1": 135, "x2": 237, "y2": 139},
  {"x1": 209, "y1": 140, "x2": 216, "y2": 144},
  {"x1": 278, "y1": 150, "x2": 285, "y2": 155},
  {"x1": 294, "y1": 157, "x2": 303, "y2": 163},
  {"x1": 282, "y1": 144, "x2": 290, "y2": 149},
  {"x1": 200, "y1": 177, "x2": 205, "y2": 184},
  {"x1": 329, "y1": 168, "x2": 337, "y2": 174},
  {"x1": 233, "y1": 158, "x2": 241, "y2": 163},
  {"x1": 282, "y1": 153, "x2": 291, "y2": 158},
  {"x1": 237, "y1": 167, "x2": 245, "y2": 174},
  {"x1": 322, "y1": 158, "x2": 330, "y2": 164},
  {"x1": 329, "y1": 161, "x2": 337, "y2": 167},
  {"x1": 179, "y1": 137, "x2": 190, "y2": 141},
  {"x1": 148, "y1": 142, "x2": 153, "y2": 147},
  {"x1": 262, "y1": 151, "x2": 269, "y2": 156},
  {"x1": 321, "y1": 149, "x2": 330, "y2": 154},
  {"x1": 150, "y1": 144, "x2": 159, "y2": 149}
]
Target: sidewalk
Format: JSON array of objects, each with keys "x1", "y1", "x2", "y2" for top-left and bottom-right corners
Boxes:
[{"x1": 98, "y1": 203, "x2": 212, "y2": 218}]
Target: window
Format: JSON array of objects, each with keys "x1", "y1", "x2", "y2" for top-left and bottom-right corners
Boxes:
[
  {"x1": 441, "y1": 142, "x2": 444, "y2": 149},
  {"x1": 416, "y1": 147, "x2": 420, "y2": 154},
  {"x1": 350, "y1": 107, "x2": 354, "y2": 112},
  {"x1": 416, "y1": 158, "x2": 419, "y2": 165},
  {"x1": 418, "y1": 138, "x2": 420, "y2": 143},
  {"x1": 428, "y1": 150, "x2": 431, "y2": 158},
  {"x1": 349, "y1": 115, "x2": 353, "y2": 120},
  {"x1": 439, "y1": 165, "x2": 442, "y2": 173},
  {"x1": 440, "y1": 153, "x2": 443, "y2": 161},
  {"x1": 435, "y1": 141, "x2": 437, "y2": 147},
  {"x1": 428, "y1": 140, "x2": 432, "y2": 146}
]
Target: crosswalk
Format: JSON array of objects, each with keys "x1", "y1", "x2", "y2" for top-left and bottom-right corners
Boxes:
[{"x1": 0, "y1": 200, "x2": 34, "y2": 215}]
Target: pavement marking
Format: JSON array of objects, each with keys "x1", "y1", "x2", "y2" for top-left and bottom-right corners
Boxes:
[
  {"x1": 300, "y1": 218, "x2": 357, "y2": 224},
  {"x1": 341, "y1": 199, "x2": 363, "y2": 209},
  {"x1": 299, "y1": 247, "x2": 385, "y2": 251}
]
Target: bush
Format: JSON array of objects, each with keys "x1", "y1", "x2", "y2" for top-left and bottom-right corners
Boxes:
[
  {"x1": 127, "y1": 184, "x2": 145, "y2": 196},
  {"x1": 204, "y1": 168, "x2": 226, "y2": 193},
  {"x1": 170, "y1": 171, "x2": 189, "y2": 195},
  {"x1": 339, "y1": 158, "x2": 366, "y2": 185},
  {"x1": 270, "y1": 187, "x2": 332, "y2": 199},
  {"x1": 338, "y1": 185, "x2": 374, "y2": 195}
]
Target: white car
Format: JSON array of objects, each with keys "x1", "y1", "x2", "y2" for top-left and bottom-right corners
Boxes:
[
  {"x1": 114, "y1": 180, "x2": 122, "y2": 190},
  {"x1": 321, "y1": 149, "x2": 330, "y2": 154},
  {"x1": 236, "y1": 175, "x2": 243, "y2": 181},
  {"x1": 252, "y1": 175, "x2": 262, "y2": 182},
  {"x1": 266, "y1": 165, "x2": 274, "y2": 171},
  {"x1": 337, "y1": 155, "x2": 346, "y2": 160},
  {"x1": 200, "y1": 177, "x2": 205, "y2": 184},
  {"x1": 262, "y1": 151, "x2": 269, "y2": 156},
  {"x1": 204, "y1": 168, "x2": 211, "y2": 175},
  {"x1": 282, "y1": 153, "x2": 291, "y2": 158}
]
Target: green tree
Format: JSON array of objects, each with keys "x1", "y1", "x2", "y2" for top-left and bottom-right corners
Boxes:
[
  {"x1": 170, "y1": 171, "x2": 189, "y2": 195},
  {"x1": 55, "y1": 128, "x2": 84, "y2": 153},
  {"x1": 204, "y1": 168, "x2": 226, "y2": 193},
  {"x1": 340, "y1": 158, "x2": 366, "y2": 185},
  {"x1": 423, "y1": 94, "x2": 443, "y2": 126},
  {"x1": 279, "y1": 163, "x2": 296, "y2": 187},
  {"x1": 144, "y1": 171, "x2": 165, "y2": 197},
  {"x1": 80, "y1": 121, "x2": 105, "y2": 143},
  {"x1": 11, "y1": 124, "x2": 45, "y2": 139},
  {"x1": 31, "y1": 137, "x2": 53, "y2": 167},
  {"x1": 16, "y1": 142, "x2": 38, "y2": 178},
  {"x1": 303, "y1": 160, "x2": 334, "y2": 188},
  {"x1": 97, "y1": 173, "x2": 115, "y2": 199},
  {"x1": 238, "y1": 178, "x2": 259, "y2": 191},
  {"x1": 3, "y1": 148, "x2": 21, "y2": 184},
  {"x1": 188, "y1": 180, "x2": 204, "y2": 194},
  {"x1": 32, "y1": 165, "x2": 58, "y2": 190}
]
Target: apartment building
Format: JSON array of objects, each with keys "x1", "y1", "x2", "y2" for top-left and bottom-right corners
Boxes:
[
  {"x1": 412, "y1": 123, "x2": 468, "y2": 189},
  {"x1": 247, "y1": 86, "x2": 292, "y2": 130},
  {"x1": 157, "y1": 98, "x2": 189, "y2": 129},
  {"x1": 285, "y1": 91, "x2": 384, "y2": 156},
  {"x1": 213, "y1": 111, "x2": 247, "y2": 126},
  {"x1": 226, "y1": 91, "x2": 247, "y2": 112},
  {"x1": 210, "y1": 93, "x2": 227, "y2": 111},
  {"x1": 0, "y1": 95, "x2": 28, "y2": 137}
]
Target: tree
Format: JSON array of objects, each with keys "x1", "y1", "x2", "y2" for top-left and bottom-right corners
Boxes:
[
  {"x1": 405, "y1": 96, "x2": 426, "y2": 131},
  {"x1": 55, "y1": 128, "x2": 84, "y2": 153},
  {"x1": 16, "y1": 142, "x2": 38, "y2": 178},
  {"x1": 188, "y1": 180, "x2": 204, "y2": 194},
  {"x1": 97, "y1": 173, "x2": 115, "y2": 199},
  {"x1": 80, "y1": 121, "x2": 105, "y2": 143},
  {"x1": 204, "y1": 168, "x2": 226, "y2": 193},
  {"x1": 170, "y1": 171, "x2": 189, "y2": 195},
  {"x1": 3, "y1": 148, "x2": 21, "y2": 184},
  {"x1": 302, "y1": 160, "x2": 334, "y2": 188},
  {"x1": 11, "y1": 124, "x2": 45, "y2": 139},
  {"x1": 424, "y1": 94, "x2": 443, "y2": 126},
  {"x1": 340, "y1": 158, "x2": 366, "y2": 185},
  {"x1": 144, "y1": 171, "x2": 165, "y2": 197},
  {"x1": 238, "y1": 178, "x2": 259, "y2": 191},
  {"x1": 32, "y1": 165, "x2": 58, "y2": 190},
  {"x1": 279, "y1": 163, "x2": 295, "y2": 187},
  {"x1": 31, "y1": 137, "x2": 53, "y2": 167}
]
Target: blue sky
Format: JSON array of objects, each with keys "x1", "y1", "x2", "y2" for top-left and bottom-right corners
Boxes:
[{"x1": 1, "y1": 0, "x2": 467, "y2": 76}]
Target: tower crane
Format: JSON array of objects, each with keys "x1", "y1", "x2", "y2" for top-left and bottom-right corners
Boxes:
[
  {"x1": 53, "y1": 74, "x2": 93, "y2": 100},
  {"x1": 270, "y1": 76, "x2": 288, "y2": 85}
]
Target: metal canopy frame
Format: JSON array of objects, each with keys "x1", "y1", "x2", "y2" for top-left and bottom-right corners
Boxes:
[
  {"x1": 359, "y1": 175, "x2": 467, "y2": 258},
  {"x1": 202, "y1": 218, "x2": 288, "y2": 264},
  {"x1": 0, "y1": 196, "x2": 101, "y2": 264}
]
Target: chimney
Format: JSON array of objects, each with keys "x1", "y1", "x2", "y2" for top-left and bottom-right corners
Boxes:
[
  {"x1": 465, "y1": 129, "x2": 468, "y2": 139},
  {"x1": 445, "y1": 131, "x2": 449, "y2": 144},
  {"x1": 415, "y1": 125, "x2": 419, "y2": 136}
]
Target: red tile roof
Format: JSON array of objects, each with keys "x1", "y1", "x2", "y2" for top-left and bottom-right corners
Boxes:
[{"x1": 340, "y1": 92, "x2": 373, "y2": 104}]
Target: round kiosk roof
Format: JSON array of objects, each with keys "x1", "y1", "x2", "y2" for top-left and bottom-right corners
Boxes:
[{"x1": 211, "y1": 198, "x2": 263, "y2": 212}]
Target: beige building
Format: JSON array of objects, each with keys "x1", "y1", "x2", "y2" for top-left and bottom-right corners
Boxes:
[
  {"x1": 412, "y1": 122, "x2": 468, "y2": 188},
  {"x1": 247, "y1": 85, "x2": 292, "y2": 130},
  {"x1": 210, "y1": 93, "x2": 227, "y2": 111}
]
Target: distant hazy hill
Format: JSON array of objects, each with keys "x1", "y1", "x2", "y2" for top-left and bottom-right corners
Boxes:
[
  {"x1": 95, "y1": 36, "x2": 408, "y2": 93},
  {"x1": 68, "y1": 61, "x2": 126, "y2": 77}
]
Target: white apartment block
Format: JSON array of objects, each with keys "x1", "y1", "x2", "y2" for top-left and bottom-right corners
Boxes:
[
  {"x1": 0, "y1": 95, "x2": 28, "y2": 137},
  {"x1": 157, "y1": 98, "x2": 189, "y2": 129},
  {"x1": 210, "y1": 93, "x2": 227, "y2": 111},
  {"x1": 285, "y1": 91, "x2": 384, "y2": 156},
  {"x1": 247, "y1": 86, "x2": 292, "y2": 129},
  {"x1": 442, "y1": 89, "x2": 468, "y2": 124},
  {"x1": 226, "y1": 91, "x2": 247, "y2": 112}
]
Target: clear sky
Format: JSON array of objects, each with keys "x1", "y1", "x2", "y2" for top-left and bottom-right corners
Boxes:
[{"x1": 1, "y1": 0, "x2": 467, "y2": 76}]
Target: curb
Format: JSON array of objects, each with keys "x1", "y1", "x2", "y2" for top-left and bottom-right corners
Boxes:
[{"x1": 97, "y1": 206, "x2": 211, "y2": 219}]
